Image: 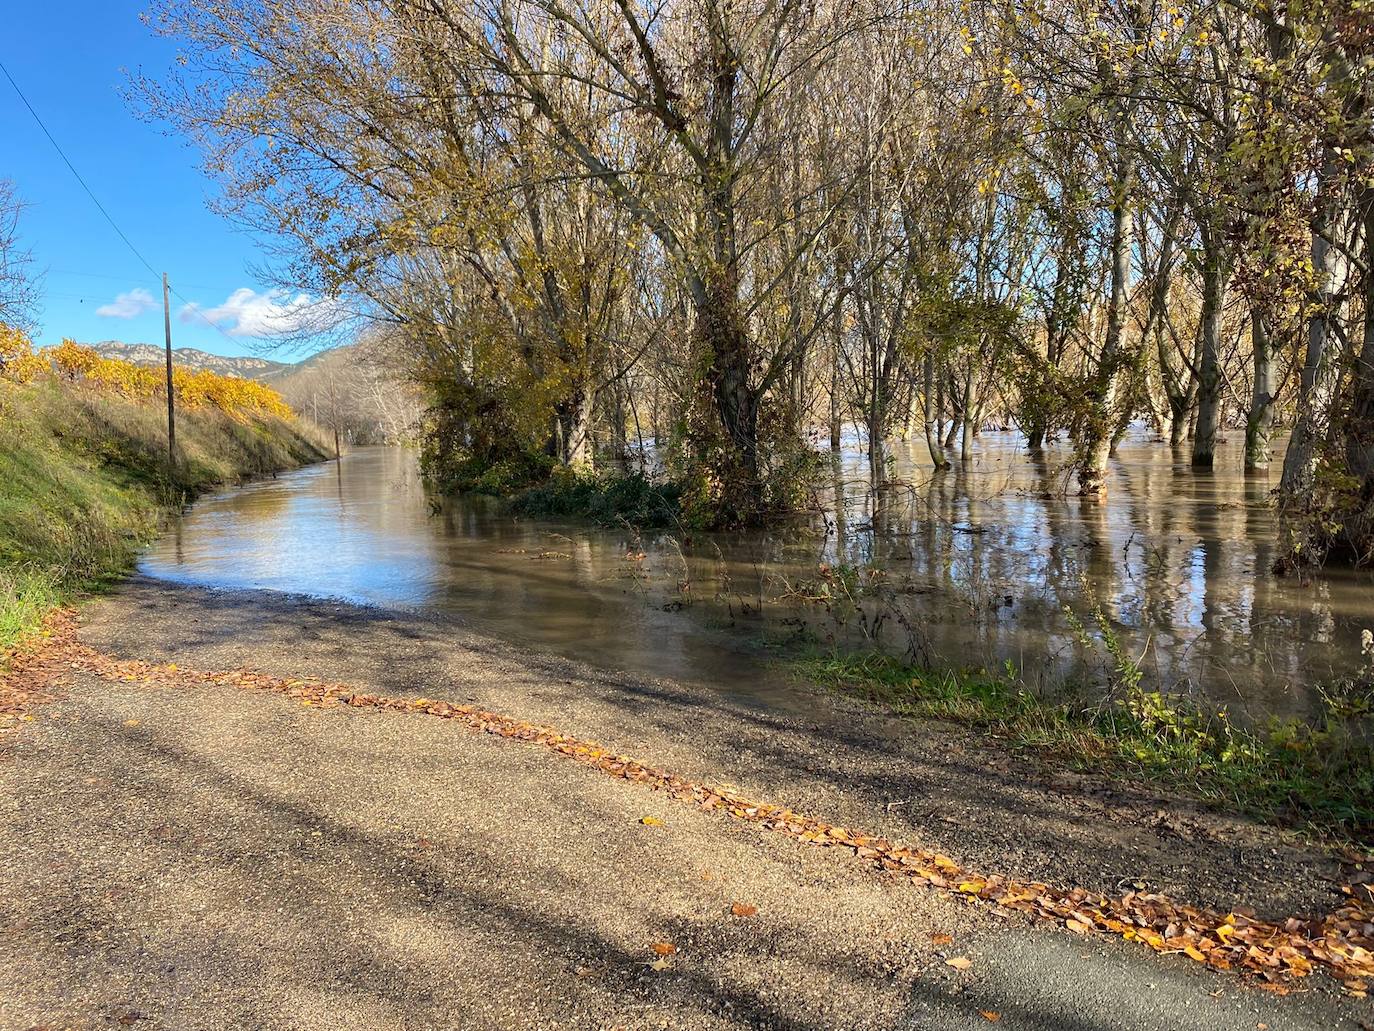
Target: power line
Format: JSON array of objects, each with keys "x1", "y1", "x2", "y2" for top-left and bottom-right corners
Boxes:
[
  {"x1": 0, "y1": 58, "x2": 161, "y2": 280},
  {"x1": 3, "y1": 60, "x2": 346, "y2": 351},
  {"x1": 51, "y1": 267, "x2": 247, "y2": 294},
  {"x1": 0, "y1": 59, "x2": 288, "y2": 350}
]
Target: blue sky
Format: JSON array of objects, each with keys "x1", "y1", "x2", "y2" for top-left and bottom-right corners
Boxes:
[{"x1": 2, "y1": 5, "x2": 330, "y2": 358}]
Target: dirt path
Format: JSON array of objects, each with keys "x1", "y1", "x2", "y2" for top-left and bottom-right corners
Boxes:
[{"x1": 2, "y1": 578, "x2": 1372, "y2": 1030}]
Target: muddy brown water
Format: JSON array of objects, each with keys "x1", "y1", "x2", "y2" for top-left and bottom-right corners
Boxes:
[{"x1": 139, "y1": 433, "x2": 1374, "y2": 722}]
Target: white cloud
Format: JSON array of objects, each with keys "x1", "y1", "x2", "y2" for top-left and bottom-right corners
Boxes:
[
  {"x1": 96, "y1": 288, "x2": 156, "y2": 319},
  {"x1": 180, "y1": 287, "x2": 347, "y2": 338}
]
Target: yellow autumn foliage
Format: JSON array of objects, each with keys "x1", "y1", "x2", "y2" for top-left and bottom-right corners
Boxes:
[
  {"x1": 0, "y1": 326, "x2": 47, "y2": 384},
  {"x1": 1, "y1": 331, "x2": 292, "y2": 420}
]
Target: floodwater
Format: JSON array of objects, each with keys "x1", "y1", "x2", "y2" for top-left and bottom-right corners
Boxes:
[{"x1": 140, "y1": 433, "x2": 1374, "y2": 722}]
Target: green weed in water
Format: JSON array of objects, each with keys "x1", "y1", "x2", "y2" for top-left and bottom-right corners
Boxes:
[{"x1": 797, "y1": 642, "x2": 1374, "y2": 845}]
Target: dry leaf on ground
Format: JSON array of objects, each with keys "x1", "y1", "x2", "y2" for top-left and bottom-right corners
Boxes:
[{"x1": 11, "y1": 608, "x2": 1373, "y2": 991}]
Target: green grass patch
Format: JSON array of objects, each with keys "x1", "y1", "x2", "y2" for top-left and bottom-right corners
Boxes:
[
  {"x1": 0, "y1": 376, "x2": 330, "y2": 654},
  {"x1": 798, "y1": 650, "x2": 1374, "y2": 845}
]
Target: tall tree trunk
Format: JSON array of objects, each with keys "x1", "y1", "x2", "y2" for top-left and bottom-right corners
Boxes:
[
  {"x1": 935, "y1": 371, "x2": 946, "y2": 444},
  {"x1": 829, "y1": 304, "x2": 843, "y2": 450},
  {"x1": 608, "y1": 378, "x2": 628, "y2": 461},
  {"x1": 563, "y1": 383, "x2": 595, "y2": 472},
  {"x1": 696, "y1": 284, "x2": 760, "y2": 521},
  {"x1": 944, "y1": 373, "x2": 962, "y2": 450}
]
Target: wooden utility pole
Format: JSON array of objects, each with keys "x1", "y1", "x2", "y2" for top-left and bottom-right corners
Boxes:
[
  {"x1": 328, "y1": 371, "x2": 341, "y2": 461},
  {"x1": 162, "y1": 273, "x2": 176, "y2": 475}
]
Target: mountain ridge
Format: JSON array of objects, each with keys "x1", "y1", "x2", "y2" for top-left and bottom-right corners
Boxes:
[{"x1": 85, "y1": 341, "x2": 293, "y2": 380}]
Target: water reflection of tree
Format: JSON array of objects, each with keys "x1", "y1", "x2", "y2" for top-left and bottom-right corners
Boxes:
[{"x1": 277, "y1": 435, "x2": 1371, "y2": 722}]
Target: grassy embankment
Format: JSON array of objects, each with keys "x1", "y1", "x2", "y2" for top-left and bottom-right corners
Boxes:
[
  {"x1": 0, "y1": 355, "x2": 329, "y2": 651},
  {"x1": 799, "y1": 637, "x2": 1374, "y2": 845}
]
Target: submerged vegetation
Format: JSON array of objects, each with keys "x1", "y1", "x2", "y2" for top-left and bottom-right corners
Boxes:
[
  {"x1": 799, "y1": 644, "x2": 1374, "y2": 845},
  {"x1": 783, "y1": 559, "x2": 1374, "y2": 840},
  {"x1": 0, "y1": 331, "x2": 328, "y2": 650},
  {"x1": 511, "y1": 470, "x2": 684, "y2": 528}
]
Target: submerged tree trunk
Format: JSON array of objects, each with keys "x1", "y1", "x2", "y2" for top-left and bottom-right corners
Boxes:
[
  {"x1": 960, "y1": 372, "x2": 976, "y2": 463},
  {"x1": 1076, "y1": 150, "x2": 1133, "y2": 494},
  {"x1": 1332, "y1": 187, "x2": 1374, "y2": 562},
  {"x1": 1279, "y1": 152, "x2": 1351, "y2": 561},
  {"x1": 1245, "y1": 311, "x2": 1275, "y2": 471},
  {"x1": 922, "y1": 351, "x2": 949, "y2": 470},
  {"x1": 1191, "y1": 240, "x2": 1228, "y2": 468}
]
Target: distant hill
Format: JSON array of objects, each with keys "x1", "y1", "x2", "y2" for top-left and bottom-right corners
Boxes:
[
  {"x1": 86, "y1": 340, "x2": 421, "y2": 445},
  {"x1": 87, "y1": 341, "x2": 289, "y2": 379}
]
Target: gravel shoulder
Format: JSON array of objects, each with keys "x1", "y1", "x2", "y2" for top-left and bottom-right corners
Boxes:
[{"x1": 1, "y1": 577, "x2": 1371, "y2": 1030}]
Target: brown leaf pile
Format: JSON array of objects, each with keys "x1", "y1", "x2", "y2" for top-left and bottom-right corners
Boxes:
[
  {"x1": 0, "y1": 611, "x2": 80, "y2": 727},
  {"x1": 7, "y1": 608, "x2": 1374, "y2": 990}
]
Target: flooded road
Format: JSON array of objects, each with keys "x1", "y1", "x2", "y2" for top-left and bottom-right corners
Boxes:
[{"x1": 140, "y1": 434, "x2": 1374, "y2": 721}]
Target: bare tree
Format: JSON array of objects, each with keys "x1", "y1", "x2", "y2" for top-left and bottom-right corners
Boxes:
[{"x1": 0, "y1": 181, "x2": 40, "y2": 331}]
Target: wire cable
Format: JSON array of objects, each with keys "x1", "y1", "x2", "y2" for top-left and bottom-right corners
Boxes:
[
  {"x1": 0, "y1": 59, "x2": 287, "y2": 349},
  {"x1": 0, "y1": 58, "x2": 162, "y2": 280}
]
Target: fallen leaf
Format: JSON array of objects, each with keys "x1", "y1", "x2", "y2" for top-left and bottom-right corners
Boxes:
[
  {"x1": 946, "y1": 956, "x2": 973, "y2": 971},
  {"x1": 930, "y1": 933, "x2": 954, "y2": 946},
  {"x1": 1065, "y1": 918, "x2": 1091, "y2": 934},
  {"x1": 122, "y1": 719, "x2": 140, "y2": 727},
  {"x1": 640, "y1": 816, "x2": 663, "y2": 826},
  {"x1": 651, "y1": 942, "x2": 677, "y2": 956},
  {"x1": 979, "y1": 1012, "x2": 1001, "y2": 1023},
  {"x1": 11, "y1": 609, "x2": 1373, "y2": 991},
  {"x1": 730, "y1": 902, "x2": 757, "y2": 918},
  {"x1": 648, "y1": 958, "x2": 670, "y2": 971}
]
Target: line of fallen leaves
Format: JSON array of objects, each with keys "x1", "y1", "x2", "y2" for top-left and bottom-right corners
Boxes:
[
  {"x1": 0, "y1": 613, "x2": 75, "y2": 724},
  {"x1": 8, "y1": 609, "x2": 1374, "y2": 994}
]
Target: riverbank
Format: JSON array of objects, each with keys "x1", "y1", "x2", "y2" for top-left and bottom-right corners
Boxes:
[
  {"x1": 1, "y1": 577, "x2": 1369, "y2": 1029},
  {"x1": 0, "y1": 374, "x2": 329, "y2": 650}
]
